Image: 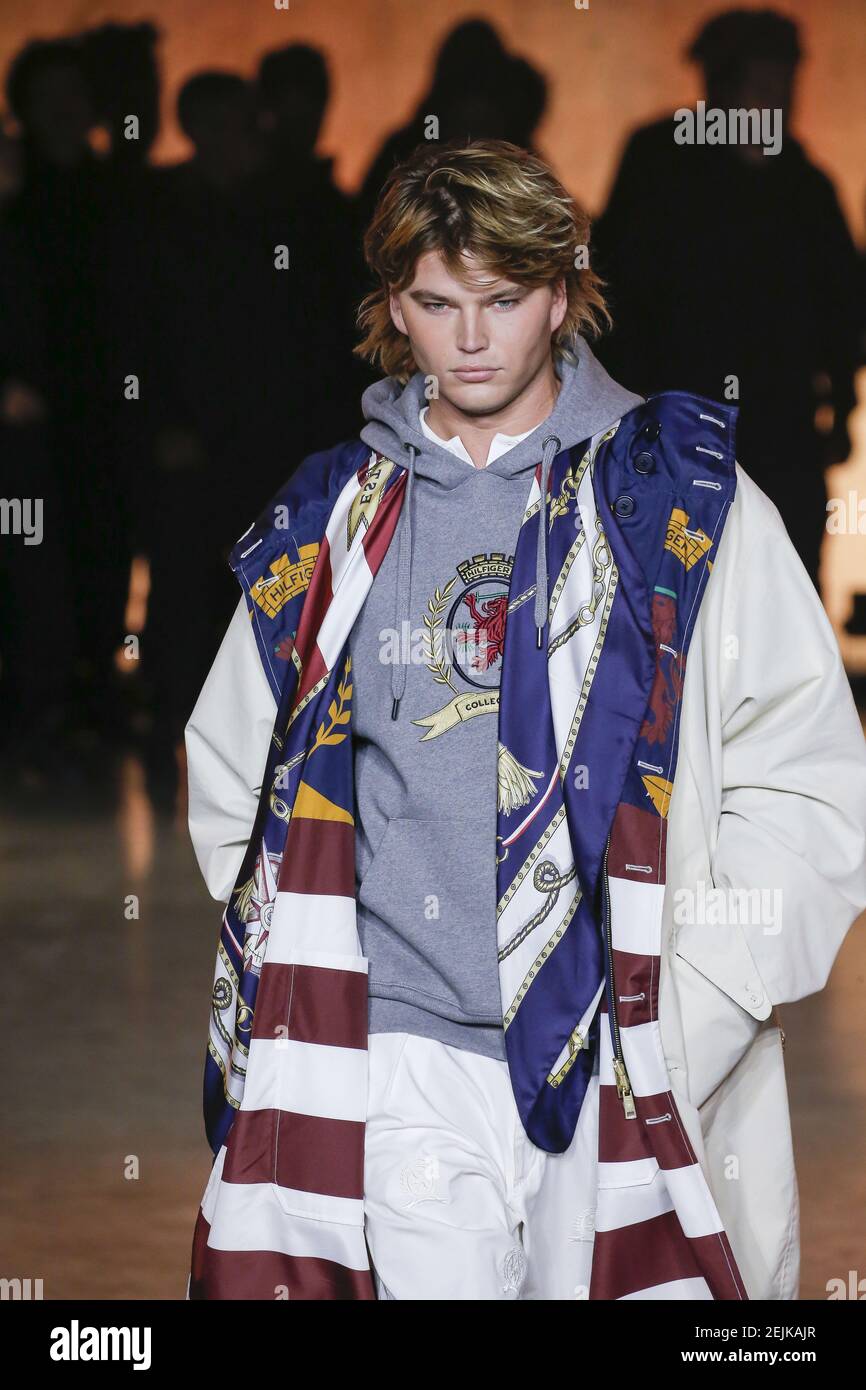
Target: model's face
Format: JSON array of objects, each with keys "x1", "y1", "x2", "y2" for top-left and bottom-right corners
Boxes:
[{"x1": 389, "y1": 249, "x2": 567, "y2": 416}]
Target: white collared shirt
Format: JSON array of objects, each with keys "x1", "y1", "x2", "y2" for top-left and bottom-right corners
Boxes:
[{"x1": 418, "y1": 404, "x2": 536, "y2": 468}]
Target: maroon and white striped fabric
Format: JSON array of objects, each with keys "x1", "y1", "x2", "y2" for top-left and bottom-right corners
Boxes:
[
  {"x1": 590, "y1": 800, "x2": 748, "y2": 1299},
  {"x1": 190, "y1": 457, "x2": 403, "y2": 1299}
]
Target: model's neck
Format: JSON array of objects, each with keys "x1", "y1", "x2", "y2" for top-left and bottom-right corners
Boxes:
[{"x1": 424, "y1": 357, "x2": 562, "y2": 469}]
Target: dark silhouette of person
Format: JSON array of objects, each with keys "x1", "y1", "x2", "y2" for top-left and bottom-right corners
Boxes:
[
  {"x1": 355, "y1": 19, "x2": 547, "y2": 232},
  {"x1": 4, "y1": 38, "x2": 132, "y2": 736},
  {"x1": 254, "y1": 42, "x2": 371, "y2": 439},
  {"x1": 135, "y1": 67, "x2": 362, "y2": 802},
  {"x1": 0, "y1": 124, "x2": 79, "y2": 793},
  {"x1": 505, "y1": 55, "x2": 549, "y2": 148},
  {"x1": 79, "y1": 21, "x2": 161, "y2": 178},
  {"x1": 256, "y1": 42, "x2": 353, "y2": 226},
  {"x1": 128, "y1": 71, "x2": 271, "y2": 801},
  {"x1": 592, "y1": 8, "x2": 862, "y2": 593}
]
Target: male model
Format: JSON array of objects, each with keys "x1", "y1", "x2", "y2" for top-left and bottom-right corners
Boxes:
[{"x1": 185, "y1": 139, "x2": 866, "y2": 1301}]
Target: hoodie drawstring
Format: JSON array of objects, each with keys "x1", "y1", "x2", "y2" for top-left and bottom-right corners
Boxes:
[
  {"x1": 391, "y1": 442, "x2": 418, "y2": 719},
  {"x1": 534, "y1": 434, "x2": 561, "y2": 649}
]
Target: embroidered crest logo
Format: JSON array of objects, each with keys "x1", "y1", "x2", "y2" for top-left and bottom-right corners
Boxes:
[
  {"x1": 399, "y1": 1152, "x2": 445, "y2": 1208},
  {"x1": 250, "y1": 543, "x2": 319, "y2": 619},
  {"x1": 347, "y1": 453, "x2": 395, "y2": 549},
  {"x1": 413, "y1": 552, "x2": 512, "y2": 741},
  {"x1": 664, "y1": 507, "x2": 713, "y2": 570}
]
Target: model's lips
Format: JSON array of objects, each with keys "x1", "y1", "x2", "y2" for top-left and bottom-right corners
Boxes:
[{"x1": 452, "y1": 367, "x2": 499, "y2": 381}]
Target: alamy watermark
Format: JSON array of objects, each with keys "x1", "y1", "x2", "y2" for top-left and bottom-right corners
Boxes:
[
  {"x1": 0, "y1": 497, "x2": 42, "y2": 545},
  {"x1": 674, "y1": 99, "x2": 782, "y2": 156},
  {"x1": 673, "y1": 880, "x2": 782, "y2": 935}
]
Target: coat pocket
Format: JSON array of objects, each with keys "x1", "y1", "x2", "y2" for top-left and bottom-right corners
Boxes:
[
  {"x1": 598, "y1": 1154, "x2": 662, "y2": 1189},
  {"x1": 672, "y1": 920, "x2": 768, "y2": 1108},
  {"x1": 673, "y1": 916, "x2": 772, "y2": 1021}
]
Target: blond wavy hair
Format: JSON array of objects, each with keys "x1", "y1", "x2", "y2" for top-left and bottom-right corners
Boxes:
[{"x1": 354, "y1": 138, "x2": 612, "y2": 384}]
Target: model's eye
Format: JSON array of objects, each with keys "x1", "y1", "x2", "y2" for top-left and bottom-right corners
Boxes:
[
  {"x1": 493, "y1": 298, "x2": 519, "y2": 310},
  {"x1": 423, "y1": 301, "x2": 449, "y2": 313}
]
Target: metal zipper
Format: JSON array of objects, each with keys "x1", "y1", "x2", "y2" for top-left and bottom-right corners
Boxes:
[
  {"x1": 602, "y1": 828, "x2": 636, "y2": 1119},
  {"x1": 547, "y1": 1023, "x2": 586, "y2": 1088}
]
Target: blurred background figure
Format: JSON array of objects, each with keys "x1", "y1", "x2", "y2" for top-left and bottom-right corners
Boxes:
[
  {"x1": 593, "y1": 8, "x2": 863, "y2": 592},
  {"x1": 133, "y1": 69, "x2": 296, "y2": 803},
  {"x1": 0, "y1": 122, "x2": 78, "y2": 788},
  {"x1": 3, "y1": 37, "x2": 130, "y2": 755},
  {"x1": 133, "y1": 54, "x2": 369, "y2": 804},
  {"x1": 355, "y1": 18, "x2": 548, "y2": 230},
  {"x1": 254, "y1": 42, "x2": 372, "y2": 441},
  {"x1": 256, "y1": 41, "x2": 354, "y2": 231},
  {"x1": 79, "y1": 21, "x2": 161, "y2": 180}
]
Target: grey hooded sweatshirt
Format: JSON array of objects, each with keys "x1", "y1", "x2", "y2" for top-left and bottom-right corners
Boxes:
[{"x1": 349, "y1": 335, "x2": 643, "y2": 1059}]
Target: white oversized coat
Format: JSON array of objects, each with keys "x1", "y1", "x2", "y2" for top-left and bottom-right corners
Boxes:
[{"x1": 185, "y1": 459, "x2": 866, "y2": 1300}]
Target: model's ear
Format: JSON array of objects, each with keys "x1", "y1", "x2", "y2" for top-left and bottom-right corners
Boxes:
[
  {"x1": 550, "y1": 276, "x2": 568, "y2": 336},
  {"x1": 389, "y1": 289, "x2": 408, "y2": 337}
]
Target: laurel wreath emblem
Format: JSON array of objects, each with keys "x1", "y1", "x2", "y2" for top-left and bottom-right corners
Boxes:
[
  {"x1": 312, "y1": 653, "x2": 353, "y2": 752},
  {"x1": 421, "y1": 577, "x2": 458, "y2": 694}
]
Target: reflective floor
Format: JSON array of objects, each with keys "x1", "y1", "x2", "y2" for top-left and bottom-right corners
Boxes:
[{"x1": 2, "y1": 745, "x2": 865, "y2": 1300}]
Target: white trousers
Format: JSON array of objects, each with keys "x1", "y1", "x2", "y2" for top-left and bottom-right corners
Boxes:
[{"x1": 363, "y1": 1031, "x2": 600, "y2": 1300}]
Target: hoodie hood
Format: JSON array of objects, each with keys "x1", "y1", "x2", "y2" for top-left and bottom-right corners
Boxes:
[
  {"x1": 358, "y1": 334, "x2": 644, "y2": 718},
  {"x1": 359, "y1": 333, "x2": 642, "y2": 486}
]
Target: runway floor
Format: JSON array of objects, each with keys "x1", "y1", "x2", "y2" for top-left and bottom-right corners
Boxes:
[{"x1": 2, "y1": 747, "x2": 865, "y2": 1300}]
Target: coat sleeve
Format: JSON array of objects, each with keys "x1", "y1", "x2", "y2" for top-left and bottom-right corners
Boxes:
[
  {"x1": 184, "y1": 594, "x2": 278, "y2": 903},
  {"x1": 710, "y1": 466, "x2": 866, "y2": 1006}
]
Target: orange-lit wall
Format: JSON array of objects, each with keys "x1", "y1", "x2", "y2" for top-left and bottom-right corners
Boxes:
[
  {"x1": 3, "y1": 0, "x2": 865, "y2": 236},
  {"x1": 3, "y1": 0, "x2": 866, "y2": 616}
]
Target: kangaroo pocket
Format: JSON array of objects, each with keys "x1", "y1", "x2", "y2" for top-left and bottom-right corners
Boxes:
[{"x1": 357, "y1": 816, "x2": 503, "y2": 1025}]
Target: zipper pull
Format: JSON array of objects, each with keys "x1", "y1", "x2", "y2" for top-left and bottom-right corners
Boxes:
[{"x1": 612, "y1": 1058, "x2": 637, "y2": 1119}]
